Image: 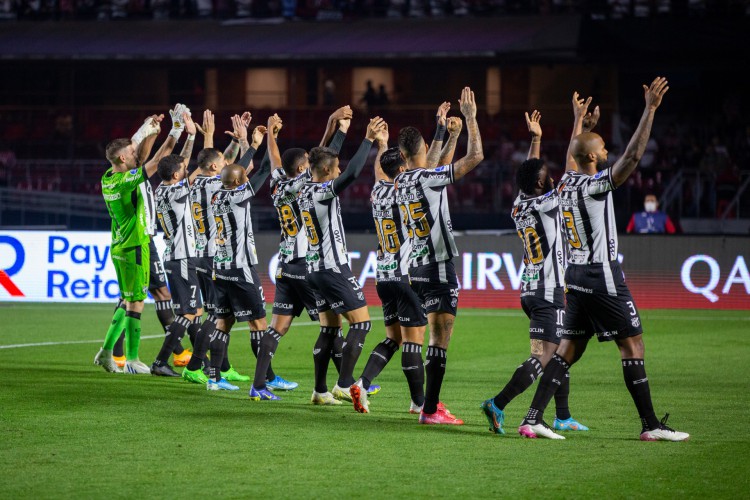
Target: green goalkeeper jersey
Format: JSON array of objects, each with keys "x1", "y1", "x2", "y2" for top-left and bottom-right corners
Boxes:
[{"x1": 101, "y1": 165, "x2": 151, "y2": 250}]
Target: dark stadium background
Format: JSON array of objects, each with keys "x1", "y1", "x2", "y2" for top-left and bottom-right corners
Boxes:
[{"x1": 0, "y1": 1, "x2": 748, "y2": 308}]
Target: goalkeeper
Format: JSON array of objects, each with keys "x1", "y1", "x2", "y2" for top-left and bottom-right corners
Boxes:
[{"x1": 94, "y1": 105, "x2": 191, "y2": 374}]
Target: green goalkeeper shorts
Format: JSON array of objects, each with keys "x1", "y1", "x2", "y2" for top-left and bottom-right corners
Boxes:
[{"x1": 111, "y1": 242, "x2": 150, "y2": 302}]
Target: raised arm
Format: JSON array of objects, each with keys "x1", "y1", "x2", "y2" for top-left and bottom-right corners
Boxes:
[
  {"x1": 249, "y1": 148, "x2": 273, "y2": 193},
  {"x1": 332, "y1": 117, "x2": 384, "y2": 193},
  {"x1": 452, "y1": 87, "x2": 484, "y2": 182},
  {"x1": 373, "y1": 122, "x2": 390, "y2": 182},
  {"x1": 525, "y1": 110, "x2": 542, "y2": 160},
  {"x1": 610, "y1": 77, "x2": 669, "y2": 187},
  {"x1": 132, "y1": 114, "x2": 163, "y2": 166},
  {"x1": 319, "y1": 106, "x2": 353, "y2": 147},
  {"x1": 565, "y1": 92, "x2": 592, "y2": 172},
  {"x1": 237, "y1": 125, "x2": 265, "y2": 172},
  {"x1": 329, "y1": 116, "x2": 350, "y2": 154},
  {"x1": 426, "y1": 101, "x2": 450, "y2": 169},
  {"x1": 266, "y1": 114, "x2": 283, "y2": 170},
  {"x1": 195, "y1": 109, "x2": 215, "y2": 150},
  {"x1": 438, "y1": 116, "x2": 462, "y2": 166}
]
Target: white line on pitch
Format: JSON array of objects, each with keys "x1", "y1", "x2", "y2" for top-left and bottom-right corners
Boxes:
[{"x1": 0, "y1": 310, "x2": 746, "y2": 350}]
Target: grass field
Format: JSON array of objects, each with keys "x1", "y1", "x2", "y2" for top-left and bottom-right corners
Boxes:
[{"x1": 1, "y1": 303, "x2": 749, "y2": 498}]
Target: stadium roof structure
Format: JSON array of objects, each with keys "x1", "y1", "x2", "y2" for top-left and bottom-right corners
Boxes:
[{"x1": 0, "y1": 16, "x2": 581, "y2": 61}]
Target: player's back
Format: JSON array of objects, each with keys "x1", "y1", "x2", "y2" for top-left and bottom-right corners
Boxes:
[
  {"x1": 101, "y1": 166, "x2": 150, "y2": 249},
  {"x1": 512, "y1": 190, "x2": 564, "y2": 295},
  {"x1": 211, "y1": 183, "x2": 258, "y2": 269},
  {"x1": 557, "y1": 169, "x2": 618, "y2": 266},
  {"x1": 191, "y1": 175, "x2": 222, "y2": 258},
  {"x1": 394, "y1": 165, "x2": 457, "y2": 267},
  {"x1": 155, "y1": 180, "x2": 196, "y2": 262},
  {"x1": 372, "y1": 180, "x2": 410, "y2": 279},
  {"x1": 271, "y1": 171, "x2": 309, "y2": 263},
  {"x1": 297, "y1": 180, "x2": 348, "y2": 272}
]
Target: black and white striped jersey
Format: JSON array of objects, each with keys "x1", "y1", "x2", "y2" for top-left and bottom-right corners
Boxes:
[
  {"x1": 297, "y1": 180, "x2": 349, "y2": 272},
  {"x1": 140, "y1": 180, "x2": 156, "y2": 236},
  {"x1": 557, "y1": 168, "x2": 618, "y2": 266},
  {"x1": 394, "y1": 164, "x2": 457, "y2": 267},
  {"x1": 271, "y1": 169, "x2": 310, "y2": 263},
  {"x1": 511, "y1": 190, "x2": 565, "y2": 299},
  {"x1": 372, "y1": 180, "x2": 410, "y2": 279},
  {"x1": 154, "y1": 180, "x2": 196, "y2": 261},
  {"x1": 210, "y1": 182, "x2": 259, "y2": 270},
  {"x1": 190, "y1": 175, "x2": 222, "y2": 258}
]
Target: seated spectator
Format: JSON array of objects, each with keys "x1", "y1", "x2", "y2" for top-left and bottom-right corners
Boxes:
[{"x1": 626, "y1": 193, "x2": 676, "y2": 234}]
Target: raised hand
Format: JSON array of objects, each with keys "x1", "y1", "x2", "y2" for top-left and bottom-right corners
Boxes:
[
  {"x1": 195, "y1": 109, "x2": 215, "y2": 137},
  {"x1": 169, "y1": 104, "x2": 188, "y2": 138},
  {"x1": 458, "y1": 87, "x2": 477, "y2": 120},
  {"x1": 447, "y1": 116, "x2": 463, "y2": 136},
  {"x1": 525, "y1": 110, "x2": 542, "y2": 138},
  {"x1": 224, "y1": 114, "x2": 247, "y2": 142},
  {"x1": 436, "y1": 101, "x2": 450, "y2": 126},
  {"x1": 644, "y1": 76, "x2": 669, "y2": 110},
  {"x1": 375, "y1": 122, "x2": 389, "y2": 146},
  {"x1": 366, "y1": 116, "x2": 386, "y2": 141},
  {"x1": 240, "y1": 112, "x2": 252, "y2": 128},
  {"x1": 572, "y1": 92, "x2": 593, "y2": 120},
  {"x1": 251, "y1": 125, "x2": 267, "y2": 148},
  {"x1": 267, "y1": 113, "x2": 283, "y2": 137},
  {"x1": 331, "y1": 105, "x2": 353, "y2": 123},
  {"x1": 583, "y1": 106, "x2": 600, "y2": 132},
  {"x1": 183, "y1": 111, "x2": 197, "y2": 136}
]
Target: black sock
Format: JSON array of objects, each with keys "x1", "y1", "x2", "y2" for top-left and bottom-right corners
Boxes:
[
  {"x1": 250, "y1": 330, "x2": 274, "y2": 380},
  {"x1": 186, "y1": 316, "x2": 215, "y2": 371},
  {"x1": 423, "y1": 346, "x2": 447, "y2": 414},
  {"x1": 331, "y1": 328, "x2": 344, "y2": 374},
  {"x1": 554, "y1": 372, "x2": 572, "y2": 420},
  {"x1": 221, "y1": 333, "x2": 232, "y2": 372},
  {"x1": 187, "y1": 316, "x2": 202, "y2": 347},
  {"x1": 493, "y1": 357, "x2": 543, "y2": 410},
  {"x1": 112, "y1": 300, "x2": 126, "y2": 357},
  {"x1": 313, "y1": 326, "x2": 338, "y2": 393},
  {"x1": 253, "y1": 328, "x2": 281, "y2": 389},
  {"x1": 524, "y1": 354, "x2": 570, "y2": 425},
  {"x1": 622, "y1": 358, "x2": 659, "y2": 430},
  {"x1": 209, "y1": 329, "x2": 229, "y2": 382},
  {"x1": 337, "y1": 321, "x2": 371, "y2": 388},
  {"x1": 155, "y1": 300, "x2": 180, "y2": 353},
  {"x1": 154, "y1": 316, "x2": 190, "y2": 365},
  {"x1": 360, "y1": 338, "x2": 399, "y2": 390},
  {"x1": 401, "y1": 342, "x2": 425, "y2": 407}
]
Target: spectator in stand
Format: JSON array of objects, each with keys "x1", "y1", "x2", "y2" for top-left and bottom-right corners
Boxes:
[
  {"x1": 360, "y1": 80, "x2": 378, "y2": 111},
  {"x1": 626, "y1": 193, "x2": 676, "y2": 234}
]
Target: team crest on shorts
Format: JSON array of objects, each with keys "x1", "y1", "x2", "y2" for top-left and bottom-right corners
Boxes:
[{"x1": 631, "y1": 317, "x2": 641, "y2": 328}]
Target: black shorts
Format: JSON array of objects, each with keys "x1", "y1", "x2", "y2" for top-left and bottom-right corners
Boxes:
[
  {"x1": 148, "y1": 238, "x2": 168, "y2": 291},
  {"x1": 377, "y1": 276, "x2": 427, "y2": 327},
  {"x1": 409, "y1": 260, "x2": 459, "y2": 316},
  {"x1": 520, "y1": 287, "x2": 564, "y2": 344},
  {"x1": 163, "y1": 258, "x2": 202, "y2": 315},
  {"x1": 272, "y1": 258, "x2": 319, "y2": 320},
  {"x1": 213, "y1": 266, "x2": 267, "y2": 322},
  {"x1": 195, "y1": 256, "x2": 216, "y2": 314},
  {"x1": 308, "y1": 265, "x2": 367, "y2": 315},
  {"x1": 561, "y1": 261, "x2": 644, "y2": 342}
]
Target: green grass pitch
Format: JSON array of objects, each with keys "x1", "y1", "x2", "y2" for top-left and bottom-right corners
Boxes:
[{"x1": 1, "y1": 304, "x2": 749, "y2": 498}]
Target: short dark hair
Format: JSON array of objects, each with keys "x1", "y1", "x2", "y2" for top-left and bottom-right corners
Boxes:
[
  {"x1": 397, "y1": 126, "x2": 424, "y2": 158},
  {"x1": 197, "y1": 148, "x2": 222, "y2": 170},
  {"x1": 308, "y1": 147, "x2": 338, "y2": 174},
  {"x1": 516, "y1": 158, "x2": 545, "y2": 196},
  {"x1": 157, "y1": 154, "x2": 184, "y2": 181},
  {"x1": 105, "y1": 138, "x2": 131, "y2": 164},
  {"x1": 380, "y1": 147, "x2": 404, "y2": 179},
  {"x1": 281, "y1": 148, "x2": 307, "y2": 177}
]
